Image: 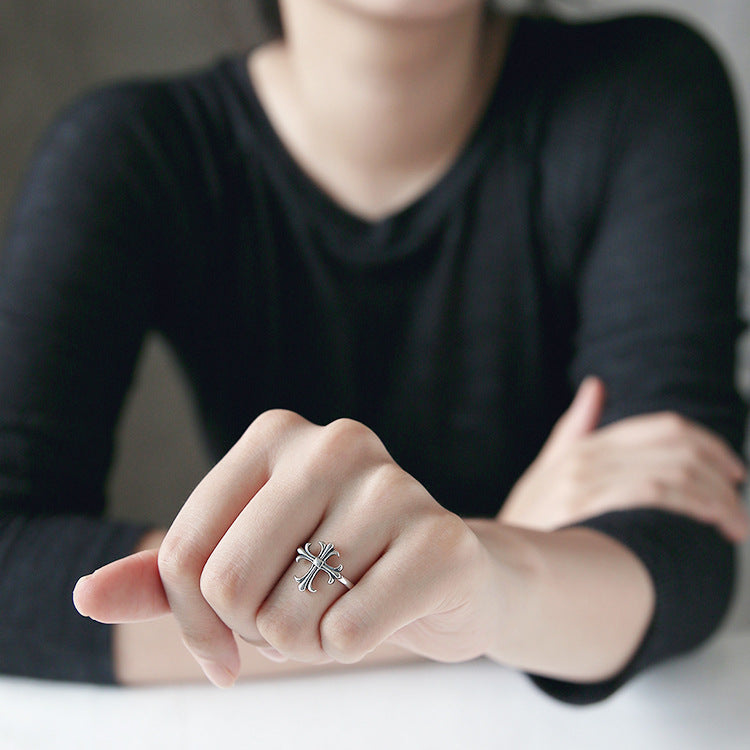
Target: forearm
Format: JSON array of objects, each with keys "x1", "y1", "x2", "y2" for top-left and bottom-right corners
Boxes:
[
  {"x1": 0, "y1": 512, "x2": 148, "y2": 682},
  {"x1": 468, "y1": 519, "x2": 655, "y2": 683}
]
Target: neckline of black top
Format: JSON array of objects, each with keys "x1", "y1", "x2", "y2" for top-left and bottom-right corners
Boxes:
[{"x1": 221, "y1": 17, "x2": 533, "y2": 266}]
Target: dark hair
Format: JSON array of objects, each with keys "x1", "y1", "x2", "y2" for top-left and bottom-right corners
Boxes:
[
  {"x1": 257, "y1": 0, "x2": 282, "y2": 37},
  {"x1": 254, "y1": 1, "x2": 556, "y2": 39}
]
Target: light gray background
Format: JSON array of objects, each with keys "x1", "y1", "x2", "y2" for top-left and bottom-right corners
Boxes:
[{"x1": 2, "y1": 1, "x2": 749, "y2": 624}]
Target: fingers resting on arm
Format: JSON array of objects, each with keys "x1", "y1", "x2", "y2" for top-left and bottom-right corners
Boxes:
[{"x1": 499, "y1": 377, "x2": 748, "y2": 541}]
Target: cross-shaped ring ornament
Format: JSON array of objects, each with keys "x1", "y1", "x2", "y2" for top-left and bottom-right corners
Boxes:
[{"x1": 294, "y1": 541, "x2": 352, "y2": 593}]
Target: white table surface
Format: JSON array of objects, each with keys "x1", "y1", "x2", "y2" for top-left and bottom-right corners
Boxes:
[{"x1": 1, "y1": 631, "x2": 748, "y2": 750}]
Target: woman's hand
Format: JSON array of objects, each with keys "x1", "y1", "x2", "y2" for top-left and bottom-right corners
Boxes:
[
  {"x1": 74, "y1": 410, "x2": 499, "y2": 687},
  {"x1": 499, "y1": 377, "x2": 749, "y2": 541}
]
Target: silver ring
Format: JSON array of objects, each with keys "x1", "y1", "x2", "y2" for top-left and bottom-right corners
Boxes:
[{"x1": 294, "y1": 541, "x2": 353, "y2": 593}]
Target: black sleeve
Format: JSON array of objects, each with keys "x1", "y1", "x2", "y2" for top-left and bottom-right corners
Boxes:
[
  {"x1": 529, "y1": 18, "x2": 746, "y2": 704},
  {"x1": 0, "y1": 86, "x2": 176, "y2": 681}
]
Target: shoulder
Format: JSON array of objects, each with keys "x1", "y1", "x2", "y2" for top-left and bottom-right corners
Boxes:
[
  {"x1": 525, "y1": 13, "x2": 732, "y2": 83},
  {"x1": 507, "y1": 13, "x2": 741, "y2": 191},
  {"x1": 16, "y1": 55, "x2": 262, "y2": 242},
  {"x1": 517, "y1": 14, "x2": 741, "y2": 290},
  {"x1": 518, "y1": 13, "x2": 738, "y2": 128},
  {"x1": 540, "y1": 14, "x2": 741, "y2": 183},
  {"x1": 517, "y1": 12, "x2": 742, "y2": 182},
  {"x1": 38, "y1": 56, "x2": 251, "y2": 179}
]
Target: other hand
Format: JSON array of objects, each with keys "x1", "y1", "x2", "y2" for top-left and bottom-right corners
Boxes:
[{"x1": 499, "y1": 377, "x2": 748, "y2": 541}]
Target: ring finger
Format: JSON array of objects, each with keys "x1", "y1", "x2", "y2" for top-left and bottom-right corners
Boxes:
[{"x1": 254, "y1": 511, "x2": 392, "y2": 664}]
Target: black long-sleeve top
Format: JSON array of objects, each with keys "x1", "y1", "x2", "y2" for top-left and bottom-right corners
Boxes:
[{"x1": 0, "y1": 15, "x2": 745, "y2": 704}]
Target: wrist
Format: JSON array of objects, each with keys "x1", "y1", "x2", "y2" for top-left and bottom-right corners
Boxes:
[
  {"x1": 467, "y1": 518, "x2": 655, "y2": 681},
  {"x1": 464, "y1": 518, "x2": 542, "y2": 661}
]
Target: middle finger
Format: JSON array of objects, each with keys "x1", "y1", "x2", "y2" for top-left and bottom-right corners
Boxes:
[{"x1": 202, "y1": 466, "x2": 402, "y2": 663}]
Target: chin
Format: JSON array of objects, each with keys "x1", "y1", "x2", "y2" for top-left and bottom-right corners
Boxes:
[{"x1": 336, "y1": 0, "x2": 490, "y2": 22}]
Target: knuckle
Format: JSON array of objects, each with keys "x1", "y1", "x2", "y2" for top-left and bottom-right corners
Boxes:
[
  {"x1": 256, "y1": 602, "x2": 308, "y2": 653},
  {"x1": 199, "y1": 557, "x2": 248, "y2": 616},
  {"x1": 323, "y1": 418, "x2": 376, "y2": 451},
  {"x1": 248, "y1": 409, "x2": 304, "y2": 439},
  {"x1": 657, "y1": 412, "x2": 689, "y2": 439},
  {"x1": 308, "y1": 418, "x2": 382, "y2": 471},
  {"x1": 157, "y1": 534, "x2": 205, "y2": 588},
  {"x1": 358, "y1": 462, "x2": 407, "y2": 511},
  {"x1": 420, "y1": 512, "x2": 474, "y2": 563},
  {"x1": 437, "y1": 511, "x2": 471, "y2": 546},
  {"x1": 321, "y1": 608, "x2": 370, "y2": 663}
]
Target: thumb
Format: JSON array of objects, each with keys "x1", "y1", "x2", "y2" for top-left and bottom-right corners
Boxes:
[
  {"x1": 73, "y1": 548, "x2": 171, "y2": 623},
  {"x1": 540, "y1": 376, "x2": 606, "y2": 463}
]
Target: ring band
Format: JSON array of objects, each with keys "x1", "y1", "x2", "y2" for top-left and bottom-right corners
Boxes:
[{"x1": 294, "y1": 541, "x2": 352, "y2": 593}]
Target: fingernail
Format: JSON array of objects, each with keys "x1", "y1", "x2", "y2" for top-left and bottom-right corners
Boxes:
[
  {"x1": 73, "y1": 574, "x2": 90, "y2": 589},
  {"x1": 199, "y1": 659, "x2": 237, "y2": 689},
  {"x1": 72, "y1": 576, "x2": 91, "y2": 616}
]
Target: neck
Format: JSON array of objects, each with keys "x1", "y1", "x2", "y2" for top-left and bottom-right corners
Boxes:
[{"x1": 252, "y1": 1, "x2": 513, "y2": 219}]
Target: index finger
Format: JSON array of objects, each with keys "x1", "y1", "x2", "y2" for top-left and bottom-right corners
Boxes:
[{"x1": 157, "y1": 413, "x2": 298, "y2": 686}]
